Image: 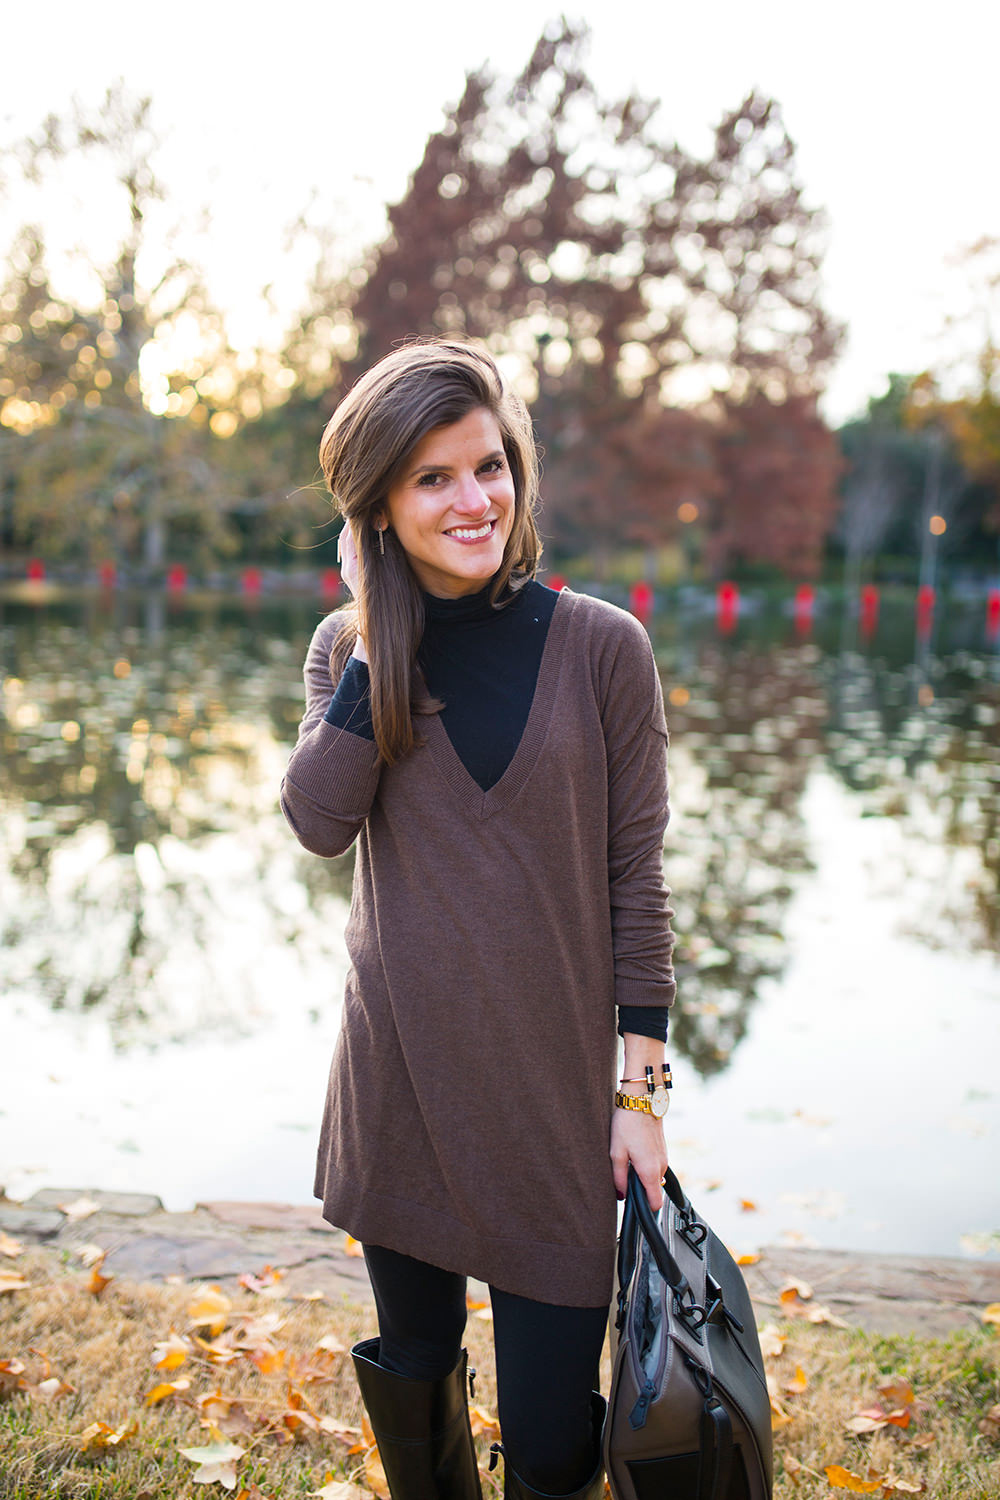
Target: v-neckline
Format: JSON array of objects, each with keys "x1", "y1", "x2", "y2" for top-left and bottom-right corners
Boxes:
[{"x1": 421, "y1": 587, "x2": 574, "y2": 821}]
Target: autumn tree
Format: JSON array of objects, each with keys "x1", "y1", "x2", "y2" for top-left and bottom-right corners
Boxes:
[
  {"x1": 0, "y1": 85, "x2": 313, "y2": 568},
  {"x1": 337, "y1": 20, "x2": 843, "y2": 573}
]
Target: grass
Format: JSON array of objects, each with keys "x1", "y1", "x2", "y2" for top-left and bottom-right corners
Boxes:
[{"x1": 1, "y1": 1247, "x2": 998, "y2": 1498}]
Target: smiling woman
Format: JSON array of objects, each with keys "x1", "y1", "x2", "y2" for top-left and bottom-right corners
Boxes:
[{"x1": 279, "y1": 337, "x2": 677, "y2": 1498}]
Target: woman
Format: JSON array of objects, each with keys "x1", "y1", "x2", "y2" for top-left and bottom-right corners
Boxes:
[{"x1": 280, "y1": 339, "x2": 675, "y2": 1500}]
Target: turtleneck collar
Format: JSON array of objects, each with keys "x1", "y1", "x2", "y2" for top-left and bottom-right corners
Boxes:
[{"x1": 422, "y1": 574, "x2": 526, "y2": 625}]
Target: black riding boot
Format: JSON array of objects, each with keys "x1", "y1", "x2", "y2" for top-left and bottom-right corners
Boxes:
[
  {"x1": 490, "y1": 1393, "x2": 606, "y2": 1500},
  {"x1": 351, "y1": 1336, "x2": 483, "y2": 1500}
]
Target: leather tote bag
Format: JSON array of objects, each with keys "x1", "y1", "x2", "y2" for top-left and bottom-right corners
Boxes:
[{"x1": 604, "y1": 1166, "x2": 773, "y2": 1500}]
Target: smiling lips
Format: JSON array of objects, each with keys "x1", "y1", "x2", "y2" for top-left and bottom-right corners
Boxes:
[{"x1": 445, "y1": 520, "x2": 496, "y2": 543}]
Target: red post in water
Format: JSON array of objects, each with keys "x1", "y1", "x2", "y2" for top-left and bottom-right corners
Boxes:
[
  {"x1": 860, "y1": 584, "x2": 879, "y2": 640},
  {"x1": 794, "y1": 583, "x2": 815, "y2": 636},
  {"x1": 916, "y1": 583, "x2": 935, "y2": 637},
  {"x1": 547, "y1": 574, "x2": 567, "y2": 593},
  {"x1": 321, "y1": 568, "x2": 341, "y2": 602},
  {"x1": 166, "y1": 564, "x2": 187, "y2": 594},
  {"x1": 242, "y1": 566, "x2": 262, "y2": 596},
  {"x1": 26, "y1": 558, "x2": 45, "y2": 581},
  {"x1": 630, "y1": 580, "x2": 654, "y2": 626},
  {"x1": 986, "y1": 588, "x2": 1000, "y2": 643},
  {"x1": 98, "y1": 562, "x2": 116, "y2": 590},
  {"x1": 717, "y1": 581, "x2": 739, "y2": 635}
]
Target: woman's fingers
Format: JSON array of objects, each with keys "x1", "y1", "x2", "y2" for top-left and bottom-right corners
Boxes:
[
  {"x1": 338, "y1": 522, "x2": 360, "y2": 597},
  {"x1": 610, "y1": 1112, "x2": 667, "y2": 1208}
]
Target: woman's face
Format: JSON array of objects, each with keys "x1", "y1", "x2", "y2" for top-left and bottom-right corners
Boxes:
[{"x1": 381, "y1": 408, "x2": 516, "y2": 599}]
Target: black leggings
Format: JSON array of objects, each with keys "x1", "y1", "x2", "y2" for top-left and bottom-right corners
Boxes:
[{"x1": 363, "y1": 1243, "x2": 607, "y2": 1493}]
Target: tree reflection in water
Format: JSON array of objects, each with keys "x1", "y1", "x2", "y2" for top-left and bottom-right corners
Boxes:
[{"x1": 1, "y1": 595, "x2": 997, "y2": 1073}]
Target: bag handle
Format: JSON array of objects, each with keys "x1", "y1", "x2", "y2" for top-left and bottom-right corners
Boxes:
[{"x1": 616, "y1": 1165, "x2": 699, "y2": 1328}]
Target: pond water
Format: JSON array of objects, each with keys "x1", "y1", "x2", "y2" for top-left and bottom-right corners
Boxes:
[{"x1": 2, "y1": 587, "x2": 998, "y2": 1261}]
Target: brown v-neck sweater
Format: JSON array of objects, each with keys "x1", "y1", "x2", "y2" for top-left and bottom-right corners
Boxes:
[{"x1": 280, "y1": 587, "x2": 675, "y2": 1306}]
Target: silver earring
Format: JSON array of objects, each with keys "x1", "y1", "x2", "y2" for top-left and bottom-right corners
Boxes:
[{"x1": 377, "y1": 526, "x2": 385, "y2": 557}]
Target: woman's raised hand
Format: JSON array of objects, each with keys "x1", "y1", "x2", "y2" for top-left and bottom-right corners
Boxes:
[{"x1": 336, "y1": 522, "x2": 369, "y2": 664}]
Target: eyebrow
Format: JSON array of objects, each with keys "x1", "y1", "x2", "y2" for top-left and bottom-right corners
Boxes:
[{"x1": 405, "y1": 449, "x2": 506, "y2": 480}]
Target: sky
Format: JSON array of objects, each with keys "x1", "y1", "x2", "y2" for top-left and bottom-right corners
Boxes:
[{"x1": 2, "y1": 0, "x2": 998, "y2": 424}]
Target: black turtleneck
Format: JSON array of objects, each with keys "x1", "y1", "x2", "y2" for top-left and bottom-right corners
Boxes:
[{"x1": 322, "y1": 578, "x2": 668, "y2": 1043}]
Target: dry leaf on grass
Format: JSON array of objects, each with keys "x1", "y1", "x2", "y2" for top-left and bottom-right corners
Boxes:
[
  {"x1": 784, "y1": 1364, "x2": 809, "y2": 1395},
  {"x1": 145, "y1": 1377, "x2": 192, "y2": 1406},
  {"x1": 87, "y1": 1257, "x2": 114, "y2": 1297},
  {"x1": 0, "y1": 1231, "x2": 23, "y2": 1257},
  {"x1": 316, "y1": 1333, "x2": 347, "y2": 1355},
  {"x1": 343, "y1": 1234, "x2": 364, "y2": 1258},
  {"x1": 825, "y1": 1466, "x2": 923, "y2": 1494},
  {"x1": 153, "y1": 1330, "x2": 191, "y2": 1370},
  {"x1": 758, "y1": 1323, "x2": 786, "y2": 1358},
  {"x1": 469, "y1": 1405, "x2": 501, "y2": 1441},
  {"x1": 188, "y1": 1285, "x2": 233, "y2": 1337},
  {"x1": 180, "y1": 1439, "x2": 245, "y2": 1489},
  {"x1": 737, "y1": 1252, "x2": 761, "y2": 1266},
  {"x1": 36, "y1": 1375, "x2": 76, "y2": 1401},
  {"x1": 238, "y1": 1265, "x2": 287, "y2": 1297},
  {"x1": 0, "y1": 1271, "x2": 29, "y2": 1294},
  {"x1": 0, "y1": 1358, "x2": 29, "y2": 1397},
  {"x1": 981, "y1": 1303, "x2": 1000, "y2": 1330},
  {"x1": 311, "y1": 1481, "x2": 367, "y2": 1500},
  {"x1": 979, "y1": 1403, "x2": 1000, "y2": 1441},
  {"x1": 769, "y1": 1393, "x2": 794, "y2": 1430},
  {"x1": 79, "y1": 1418, "x2": 138, "y2": 1451}
]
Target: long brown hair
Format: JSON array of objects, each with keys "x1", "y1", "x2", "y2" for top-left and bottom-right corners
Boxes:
[{"x1": 319, "y1": 339, "x2": 543, "y2": 765}]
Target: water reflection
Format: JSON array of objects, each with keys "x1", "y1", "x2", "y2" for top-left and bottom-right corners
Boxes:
[{"x1": 1, "y1": 595, "x2": 998, "y2": 1071}]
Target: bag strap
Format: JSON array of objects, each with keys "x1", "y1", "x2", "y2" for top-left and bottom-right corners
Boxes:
[{"x1": 619, "y1": 1166, "x2": 698, "y2": 1323}]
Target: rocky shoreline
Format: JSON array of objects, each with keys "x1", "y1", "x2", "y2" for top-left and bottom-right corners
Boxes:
[{"x1": 4, "y1": 1187, "x2": 999, "y2": 1339}]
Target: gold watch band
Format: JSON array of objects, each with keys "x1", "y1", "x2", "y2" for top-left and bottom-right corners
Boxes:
[{"x1": 615, "y1": 1090, "x2": 654, "y2": 1113}]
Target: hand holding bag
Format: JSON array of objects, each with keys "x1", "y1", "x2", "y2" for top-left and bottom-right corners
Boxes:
[{"x1": 604, "y1": 1166, "x2": 773, "y2": 1500}]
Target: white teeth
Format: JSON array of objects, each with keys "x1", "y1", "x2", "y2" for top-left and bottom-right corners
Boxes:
[{"x1": 447, "y1": 522, "x2": 492, "y2": 540}]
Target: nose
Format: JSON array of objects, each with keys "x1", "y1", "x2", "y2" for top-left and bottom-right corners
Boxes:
[{"x1": 452, "y1": 471, "x2": 491, "y2": 517}]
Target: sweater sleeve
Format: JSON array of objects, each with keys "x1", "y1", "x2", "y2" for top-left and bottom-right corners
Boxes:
[
  {"x1": 600, "y1": 612, "x2": 677, "y2": 1012},
  {"x1": 279, "y1": 614, "x2": 382, "y2": 858}
]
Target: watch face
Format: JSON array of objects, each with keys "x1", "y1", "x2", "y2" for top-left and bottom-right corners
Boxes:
[{"x1": 650, "y1": 1087, "x2": 670, "y2": 1118}]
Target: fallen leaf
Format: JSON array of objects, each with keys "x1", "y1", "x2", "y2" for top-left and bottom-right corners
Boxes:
[
  {"x1": 249, "y1": 1345, "x2": 286, "y2": 1376},
  {"x1": 0, "y1": 1358, "x2": 28, "y2": 1397},
  {"x1": 317, "y1": 1416, "x2": 362, "y2": 1442},
  {"x1": 364, "y1": 1443, "x2": 391, "y2": 1500},
  {"x1": 88, "y1": 1258, "x2": 114, "y2": 1297},
  {"x1": 312, "y1": 1481, "x2": 366, "y2": 1499},
  {"x1": 238, "y1": 1265, "x2": 287, "y2": 1297},
  {"x1": 0, "y1": 1272, "x2": 28, "y2": 1294},
  {"x1": 36, "y1": 1376, "x2": 76, "y2": 1401},
  {"x1": 780, "y1": 1278, "x2": 814, "y2": 1301},
  {"x1": 295, "y1": 1289, "x2": 326, "y2": 1302},
  {"x1": 824, "y1": 1465, "x2": 883, "y2": 1493},
  {"x1": 779, "y1": 1284, "x2": 847, "y2": 1327},
  {"x1": 180, "y1": 1439, "x2": 245, "y2": 1490},
  {"x1": 877, "y1": 1378, "x2": 915, "y2": 1410},
  {"x1": 979, "y1": 1403, "x2": 1000, "y2": 1442},
  {"x1": 59, "y1": 1196, "x2": 100, "y2": 1221},
  {"x1": 758, "y1": 1323, "x2": 786, "y2": 1358},
  {"x1": 784, "y1": 1364, "x2": 809, "y2": 1395},
  {"x1": 343, "y1": 1234, "x2": 364, "y2": 1259},
  {"x1": 79, "y1": 1418, "x2": 138, "y2": 1451},
  {"x1": 981, "y1": 1303, "x2": 1000, "y2": 1330},
  {"x1": 740, "y1": 1199, "x2": 758, "y2": 1212},
  {"x1": 188, "y1": 1285, "x2": 232, "y2": 1337},
  {"x1": 145, "y1": 1377, "x2": 192, "y2": 1406},
  {"x1": 879, "y1": 1480, "x2": 924, "y2": 1494},
  {"x1": 316, "y1": 1334, "x2": 347, "y2": 1355},
  {"x1": 76, "y1": 1243, "x2": 107, "y2": 1267},
  {"x1": 193, "y1": 1334, "x2": 241, "y2": 1365},
  {"x1": 473, "y1": 1306, "x2": 494, "y2": 1321},
  {"x1": 469, "y1": 1405, "x2": 501, "y2": 1440},
  {"x1": 0, "y1": 1231, "x2": 23, "y2": 1257},
  {"x1": 737, "y1": 1252, "x2": 761, "y2": 1266},
  {"x1": 770, "y1": 1393, "x2": 794, "y2": 1430},
  {"x1": 910, "y1": 1434, "x2": 935, "y2": 1451},
  {"x1": 153, "y1": 1331, "x2": 190, "y2": 1371}
]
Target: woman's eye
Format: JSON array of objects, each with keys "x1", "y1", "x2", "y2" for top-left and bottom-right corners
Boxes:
[
  {"x1": 416, "y1": 472, "x2": 443, "y2": 487},
  {"x1": 480, "y1": 458, "x2": 505, "y2": 475}
]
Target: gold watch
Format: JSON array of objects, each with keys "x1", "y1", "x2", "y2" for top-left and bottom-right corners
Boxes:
[{"x1": 615, "y1": 1063, "x2": 672, "y2": 1118}]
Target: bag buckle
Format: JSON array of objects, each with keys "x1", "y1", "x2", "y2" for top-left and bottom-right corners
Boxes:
[
  {"x1": 673, "y1": 1283, "x2": 706, "y2": 1341},
  {"x1": 674, "y1": 1207, "x2": 708, "y2": 1256}
]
